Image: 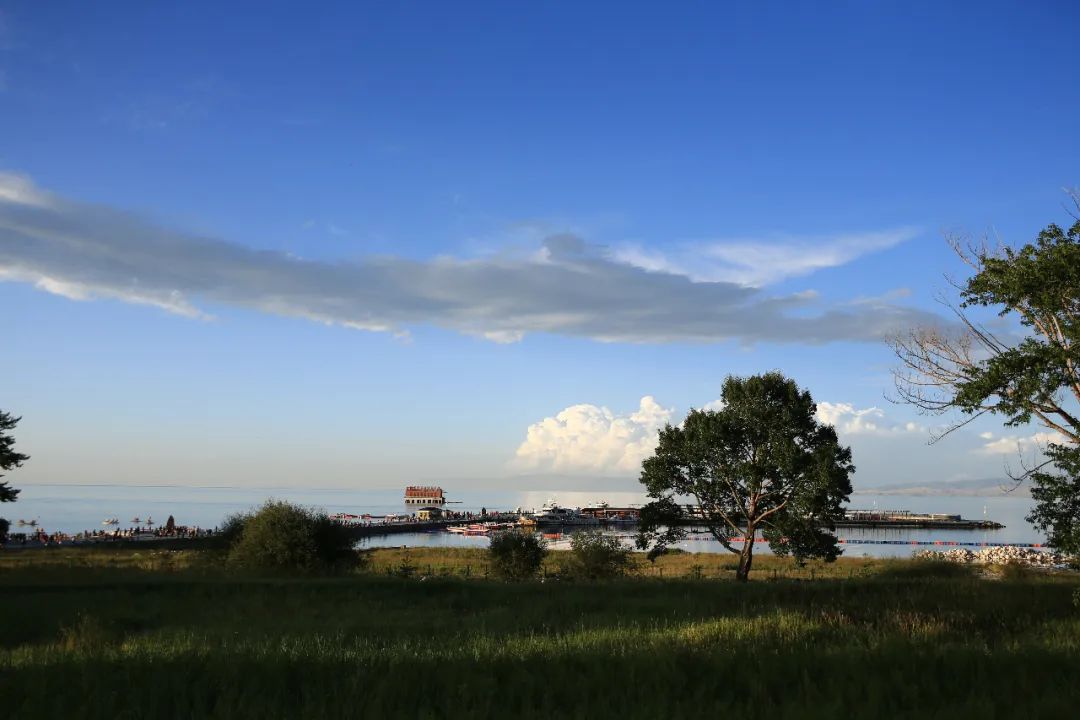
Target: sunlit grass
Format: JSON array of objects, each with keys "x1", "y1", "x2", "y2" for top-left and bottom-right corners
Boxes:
[{"x1": 1, "y1": 545, "x2": 1078, "y2": 718}]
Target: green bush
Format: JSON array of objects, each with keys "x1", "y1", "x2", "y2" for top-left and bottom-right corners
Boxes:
[
  {"x1": 394, "y1": 550, "x2": 418, "y2": 579},
  {"x1": 488, "y1": 530, "x2": 547, "y2": 580},
  {"x1": 563, "y1": 530, "x2": 635, "y2": 580},
  {"x1": 226, "y1": 501, "x2": 361, "y2": 573}
]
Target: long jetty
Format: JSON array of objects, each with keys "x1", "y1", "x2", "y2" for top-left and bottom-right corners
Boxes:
[{"x1": 344, "y1": 513, "x2": 520, "y2": 539}]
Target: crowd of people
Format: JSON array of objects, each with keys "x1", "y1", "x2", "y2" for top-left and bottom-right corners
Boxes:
[
  {"x1": 3, "y1": 508, "x2": 521, "y2": 547},
  {"x1": 2, "y1": 515, "x2": 216, "y2": 548}
]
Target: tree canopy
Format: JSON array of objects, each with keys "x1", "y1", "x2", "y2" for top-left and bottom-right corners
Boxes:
[
  {"x1": 226, "y1": 501, "x2": 361, "y2": 573},
  {"x1": 889, "y1": 198, "x2": 1080, "y2": 552},
  {"x1": 488, "y1": 530, "x2": 547, "y2": 581},
  {"x1": 0, "y1": 410, "x2": 29, "y2": 503},
  {"x1": 637, "y1": 372, "x2": 854, "y2": 581}
]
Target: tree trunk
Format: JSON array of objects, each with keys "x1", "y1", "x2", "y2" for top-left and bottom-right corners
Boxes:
[{"x1": 736, "y1": 530, "x2": 755, "y2": 582}]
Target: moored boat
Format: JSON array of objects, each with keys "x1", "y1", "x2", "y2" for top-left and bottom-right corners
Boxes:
[{"x1": 528, "y1": 502, "x2": 601, "y2": 528}]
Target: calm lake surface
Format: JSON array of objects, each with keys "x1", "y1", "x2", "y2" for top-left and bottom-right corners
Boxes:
[{"x1": 5, "y1": 484, "x2": 1043, "y2": 558}]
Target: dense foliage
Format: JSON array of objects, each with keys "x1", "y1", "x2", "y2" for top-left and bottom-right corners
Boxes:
[
  {"x1": 1029, "y1": 444, "x2": 1080, "y2": 554},
  {"x1": 226, "y1": 501, "x2": 360, "y2": 573},
  {"x1": 638, "y1": 372, "x2": 854, "y2": 581},
  {"x1": 0, "y1": 410, "x2": 29, "y2": 504},
  {"x1": 0, "y1": 410, "x2": 28, "y2": 540},
  {"x1": 487, "y1": 530, "x2": 547, "y2": 580},
  {"x1": 562, "y1": 530, "x2": 635, "y2": 579},
  {"x1": 891, "y1": 206, "x2": 1080, "y2": 552}
]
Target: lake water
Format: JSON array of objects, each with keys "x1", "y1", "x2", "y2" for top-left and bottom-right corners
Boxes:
[{"x1": 3, "y1": 484, "x2": 1043, "y2": 558}]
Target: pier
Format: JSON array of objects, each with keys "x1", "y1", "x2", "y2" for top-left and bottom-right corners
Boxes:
[
  {"x1": 341, "y1": 512, "x2": 521, "y2": 539},
  {"x1": 835, "y1": 509, "x2": 1004, "y2": 530},
  {"x1": 580, "y1": 505, "x2": 1005, "y2": 530}
]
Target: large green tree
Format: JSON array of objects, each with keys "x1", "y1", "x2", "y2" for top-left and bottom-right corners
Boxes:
[
  {"x1": 890, "y1": 198, "x2": 1080, "y2": 552},
  {"x1": 1, "y1": 410, "x2": 29, "y2": 504},
  {"x1": 637, "y1": 372, "x2": 854, "y2": 581}
]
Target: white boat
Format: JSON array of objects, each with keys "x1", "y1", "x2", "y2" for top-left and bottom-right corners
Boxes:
[
  {"x1": 529, "y1": 502, "x2": 600, "y2": 527},
  {"x1": 102, "y1": 518, "x2": 119, "y2": 526},
  {"x1": 448, "y1": 522, "x2": 519, "y2": 535}
]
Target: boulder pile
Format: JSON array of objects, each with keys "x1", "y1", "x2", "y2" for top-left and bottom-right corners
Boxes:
[{"x1": 913, "y1": 546, "x2": 1070, "y2": 567}]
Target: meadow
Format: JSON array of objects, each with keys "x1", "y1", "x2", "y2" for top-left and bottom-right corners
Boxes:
[{"x1": 1, "y1": 546, "x2": 1078, "y2": 719}]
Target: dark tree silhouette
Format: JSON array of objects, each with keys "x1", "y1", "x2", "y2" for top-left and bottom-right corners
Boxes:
[{"x1": 0, "y1": 410, "x2": 29, "y2": 504}]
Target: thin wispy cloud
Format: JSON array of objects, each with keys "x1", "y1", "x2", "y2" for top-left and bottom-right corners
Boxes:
[
  {"x1": 0, "y1": 171, "x2": 942, "y2": 344},
  {"x1": 615, "y1": 228, "x2": 920, "y2": 287}
]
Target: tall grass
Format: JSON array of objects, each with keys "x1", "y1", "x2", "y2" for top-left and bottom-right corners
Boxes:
[{"x1": 1, "y1": 547, "x2": 1078, "y2": 718}]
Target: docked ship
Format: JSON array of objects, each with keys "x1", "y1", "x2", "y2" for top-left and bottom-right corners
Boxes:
[
  {"x1": 580, "y1": 501, "x2": 641, "y2": 525},
  {"x1": 523, "y1": 502, "x2": 601, "y2": 528},
  {"x1": 404, "y1": 486, "x2": 446, "y2": 506}
]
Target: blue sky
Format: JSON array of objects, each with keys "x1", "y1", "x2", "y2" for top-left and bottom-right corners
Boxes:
[{"x1": 2, "y1": 1, "x2": 1078, "y2": 491}]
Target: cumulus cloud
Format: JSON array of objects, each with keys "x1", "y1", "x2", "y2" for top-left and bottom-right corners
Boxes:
[
  {"x1": 976, "y1": 430, "x2": 1070, "y2": 456},
  {"x1": 0, "y1": 171, "x2": 943, "y2": 344},
  {"x1": 814, "y1": 402, "x2": 922, "y2": 436},
  {"x1": 513, "y1": 396, "x2": 927, "y2": 475},
  {"x1": 512, "y1": 396, "x2": 674, "y2": 474},
  {"x1": 615, "y1": 228, "x2": 920, "y2": 287}
]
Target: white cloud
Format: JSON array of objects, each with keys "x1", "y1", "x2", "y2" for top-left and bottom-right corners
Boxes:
[
  {"x1": 615, "y1": 228, "x2": 920, "y2": 287},
  {"x1": 0, "y1": 172, "x2": 52, "y2": 208},
  {"x1": 815, "y1": 402, "x2": 922, "y2": 436},
  {"x1": 976, "y1": 431, "x2": 1070, "y2": 456},
  {"x1": 512, "y1": 396, "x2": 674, "y2": 475},
  {"x1": 0, "y1": 171, "x2": 945, "y2": 345},
  {"x1": 514, "y1": 396, "x2": 924, "y2": 475}
]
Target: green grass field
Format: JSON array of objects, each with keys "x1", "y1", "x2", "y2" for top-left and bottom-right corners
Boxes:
[{"x1": 2, "y1": 546, "x2": 1078, "y2": 719}]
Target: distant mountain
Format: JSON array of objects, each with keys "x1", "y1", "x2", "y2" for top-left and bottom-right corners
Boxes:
[{"x1": 855, "y1": 478, "x2": 1031, "y2": 498}]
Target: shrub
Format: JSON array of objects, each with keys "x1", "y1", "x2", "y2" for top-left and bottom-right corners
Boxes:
[
  {"x1": 394, "y1": 550, "x2": 418, "y2": 579},
  {"x1": 563, "y1": 530, "x2": 635, "y2": 580},
  {"x1": 226, "y1": 501, "x2": 361, "y2": 573},
  {"x1": 488, "y1": 530, "x2": 547, "y2": 581},
  {"x1": 0, "y1": 517, "x2": 9, "y2": 543},
  {"x1": 213, "y1": 511, "x2": 250, "y2": 549}
]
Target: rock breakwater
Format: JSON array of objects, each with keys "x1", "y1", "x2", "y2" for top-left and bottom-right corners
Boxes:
[{"x1": 914, "y1": 546, "x2": 1072, "y2": 566}]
